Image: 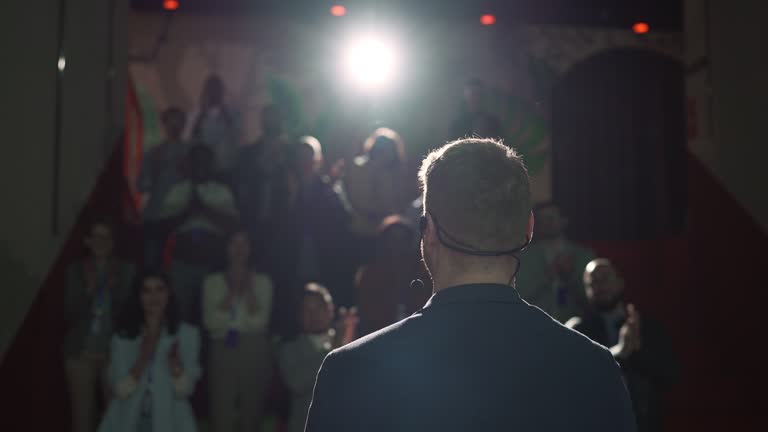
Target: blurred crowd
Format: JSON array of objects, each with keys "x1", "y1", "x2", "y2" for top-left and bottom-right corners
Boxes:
[{"x1": 62, "y1": 75, "x2": 679, "y2": 432}]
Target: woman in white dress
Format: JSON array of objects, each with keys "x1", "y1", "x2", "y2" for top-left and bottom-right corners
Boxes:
[{"x1": 99, "y1": 270, "x2": 201, "y2": 432}]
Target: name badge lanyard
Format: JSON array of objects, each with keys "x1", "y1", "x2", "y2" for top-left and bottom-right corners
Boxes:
[
  {"x1": 225, "y1": 274, "x2": 241, "y2": 348},
  {"x1": 140, "y1": 348, "x2": 156, "y2": 417},
  {"x1": 87, "y1": 261, "x2": 113, "y2": 334}
]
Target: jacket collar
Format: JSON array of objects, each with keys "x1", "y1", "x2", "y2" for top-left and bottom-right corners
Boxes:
[{"x1": 422, "y1": 283, "x2": 522, "y2": 310}]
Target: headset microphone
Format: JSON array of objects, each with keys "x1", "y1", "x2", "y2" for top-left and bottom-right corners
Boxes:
[{"x1": 420, "y1": 212, "x2": 530, "y2": 287}]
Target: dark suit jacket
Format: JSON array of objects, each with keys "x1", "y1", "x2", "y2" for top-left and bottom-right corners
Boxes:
[
  {"x1": 568, "y1": 311, "x2": 680, "y2": 432},
  {"x1": 306, "y1": 283, "x2": 636, "y2": 432}
]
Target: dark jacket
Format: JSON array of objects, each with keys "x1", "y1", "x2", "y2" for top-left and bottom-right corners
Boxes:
[
  {"x1": 568, "y1": 311, "x2": 680, "y2": 432},
  {"x1": 306, "y1": 283, "x2": 636, "y2": 432},
  {"x1": 63, "y1": 259, "x2": 134, "y2": 357}
]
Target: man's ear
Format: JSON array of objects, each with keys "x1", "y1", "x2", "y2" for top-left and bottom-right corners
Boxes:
[
  {"x1": 527, "y1": 211, "x2": 535, "y2": 242},
  {"x1": 424, "y1": 213, "x2": 440, "y2": 247}
]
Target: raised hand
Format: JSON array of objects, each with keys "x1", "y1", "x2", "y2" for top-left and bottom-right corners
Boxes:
[
  {"x1": 131, "y1": 326, "x2": 161, "y2": 379},
  {"x1": 168, "y1": 341, "x2": 183, "y2": 378},
  {"x1": 615, "y1": 303, "x2": 642, "y2": 359},
  {"x1": 336, "y1": 306, "x2": 360, "y2": 346},
  {"x1": 244, "y1": 287, "x2": 260, "y2": 314},
  {"x1": 625, "y1": 304, "x2": 642, "y2": 352}
]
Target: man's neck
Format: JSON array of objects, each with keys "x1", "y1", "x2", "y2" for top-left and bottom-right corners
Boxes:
[
  {"x1": 598, "y1": 302, "x2": 626, "y2": 320},
  {"x1": 432, "y1": 270, "x2": 516, "y2": 293},
  {"x1": 190, "y1": 177, "x2": 211, "y2": 185},
  {"x1": 145, "y1": 315, "x2": 164, "y2": 334},
  {"x1": 538, "y1": 235, "x2": 565, "y2": 248},
  {"x1": 229, "y1": 263, "x2": 249, "y2": 280},
  {"x1": 91, "y1": 255, "x2": 109, "y2": 268}
]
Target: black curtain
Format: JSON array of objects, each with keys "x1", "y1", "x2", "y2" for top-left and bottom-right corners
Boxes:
[{"x1": 551, "y1": 48, "x2": 687, "y2": 241}]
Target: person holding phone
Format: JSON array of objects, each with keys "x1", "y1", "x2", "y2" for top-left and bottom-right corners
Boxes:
[
  {"x1": 202, "y1": 230, "x2": 273, "y2": 432},
  {"x1": 99, "y1": 271, "x2": 201, "y2": 432}
]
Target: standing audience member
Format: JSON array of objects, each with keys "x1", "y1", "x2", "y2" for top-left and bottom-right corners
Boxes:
[
  {"x1": 137, "y1": 107, "x2": 190, "y2": 267},
  {"x1": 278, "y1": 284, "x2": 359, "y2": 432},
  {"x1": 277, "y1": 136, "x2": 356, "y2": 307},
  {"x1": 516, "y1": 202, "x2": 595, "y2": 322},
  {"x1": 567, "y1": 259, "x2": 679, "y2": 432},
  {"x1": 99, "y1": 271, "x2": 201, "y2": 432},
  {"x1": 159, "y1": 145, "x2": 239, "y2": 323},
  {"x1": 202, "y1": 230, "x2": 274, "y2": 432},
  {"x1": 64, "y1": 219, "x2": 134, "y2": 432},
  {"x1": 355, "y1": 216, "x2": 431, "y2": 335},
  {"x1": 451, "y1": 78, "x2": 503, "y2": 139},
  {"x1": 187, "y1": 75, "x2": 241, "y2": 174},
  {"x1": 343, "y1": 128, "x2": 413, "y2": 237},
  {"x1": 232, "y1": 104, "x2": 289, "y2": 263}
]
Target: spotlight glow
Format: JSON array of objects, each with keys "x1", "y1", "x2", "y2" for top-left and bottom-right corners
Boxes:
[{"x1": 343, "y1": 36, "x2": 398, "y2": 91}]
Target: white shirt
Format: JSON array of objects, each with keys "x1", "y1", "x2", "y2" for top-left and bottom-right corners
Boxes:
[
  {"x1": 158, "y1": 180, "x2": 238, "y2": 232},
  {"x1": 202, "y1": 272, "x2": 273, "y2": 339}
]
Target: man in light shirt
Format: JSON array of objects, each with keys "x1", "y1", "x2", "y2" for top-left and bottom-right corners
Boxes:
[
  {"x1": 279, "y1": 284, "x2": 358, "y2": 432},
  {"x1": 137, "y1": 107, "x2": 190, "y2": 267},
  {"x1": 515, "y1": 202, "x2": 595, "y2": 322}
]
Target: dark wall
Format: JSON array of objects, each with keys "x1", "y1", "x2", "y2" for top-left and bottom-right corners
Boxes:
[{"x1": 552, "y1": 48, "x2": 687, "y2": 241}]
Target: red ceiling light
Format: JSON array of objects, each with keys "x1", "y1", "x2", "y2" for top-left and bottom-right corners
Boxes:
[
  {"x1": 632, "y1": 22, "x2": 650, "y2": 34},
  {"x1": 163, "y1": 0, "x2": 179, "y2": 11},
  {"x1": 330, "y1": 5, "x2": 347, "y2": 17},
  {"x1": 480, "y1": 14, "x2": 497, "y2": 26}
]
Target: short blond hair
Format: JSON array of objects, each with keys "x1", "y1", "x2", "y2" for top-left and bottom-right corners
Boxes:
[
  {"x1": 363, "y1": 127, "x2": 406, "y2": 164},
  {"x1": 304, "y1": 282, "x2": 333, "y2": 305},
  {"x1": 418, "y1": 138, "x2": 531, "y2": 250}
]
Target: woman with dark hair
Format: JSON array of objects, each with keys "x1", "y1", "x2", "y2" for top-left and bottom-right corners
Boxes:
[
  {"x1": 343, "y1": 128, "x2": 413, "y2": 236},
  {"x1": 99, "y1": 271, "x2": 201, "y2": 432},
  {"x1": 202, "y1": 230, "x2": 273, "y2": 432}
]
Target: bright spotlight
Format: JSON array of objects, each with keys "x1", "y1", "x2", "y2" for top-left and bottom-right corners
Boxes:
[{"x1": 343, "y1": 36, "x2": 398, "y2": 91}]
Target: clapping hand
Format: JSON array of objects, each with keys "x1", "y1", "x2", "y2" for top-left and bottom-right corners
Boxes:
[
  {"x1": 245, "y1": 288, "x2": 260, "y2": 314},
  {"x1": 552, "y1": 253, "x2": 575, "y2": 277},
  {"x1": 130, "y1": 326, "x2": 161, "y2": 379},
  {"x1": 336, "y1": 306, "x2": 360, "y2": 346},
  {"x1": 616, "y1": 304, "x2": 642, "y2": 359},
  {"x1": 168, "y1": 341, "x2": 183, "y2": 378}
]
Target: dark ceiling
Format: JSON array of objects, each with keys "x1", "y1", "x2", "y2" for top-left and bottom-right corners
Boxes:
[{"x1": 131, "y1": 0, "x2": 682, "y2": 30}]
